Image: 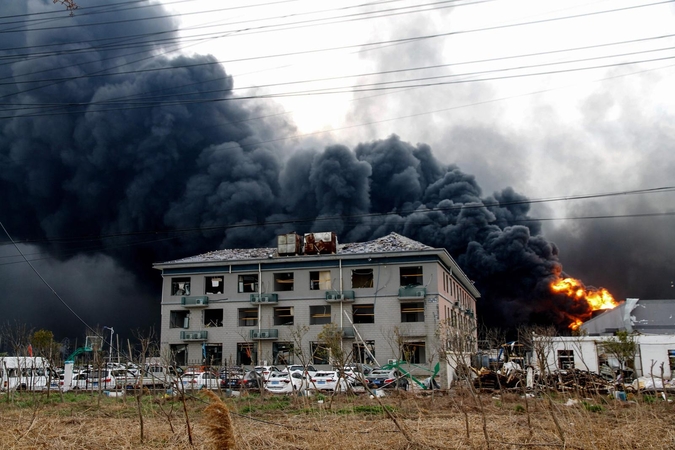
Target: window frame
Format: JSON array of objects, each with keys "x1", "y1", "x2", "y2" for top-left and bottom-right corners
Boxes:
[
  {"x1": 400, "y1": 302, "x2": 425, "y2": 323},
  {"x1": 309, "y1": 305, "x2": 332, "y2": 325},
  {"x1": 238, "y1": 274, "x2": 259, "y2": 293},
  {"x1": 203, "y1": 308, "x2": 224, "y2": 327},
  {"x1": 273, "y1": 272, "x2": 294, "y2": 291},
  {"x1": 557, "y1": 349, "x2": 575, "y2": 370},
  {"x1": 400, "y1": 266, "x2": 423, "y2": 286},
  {"x1": 402, "y1": 341, "x2": 426, "y2": 364},
  {"x1": 205, "y1": 276, "x2": 224, "y2": 295},
  {"x1": 352, "y1": 304, "x2": 375, "y2": 324},
  {"x1": 310, "y1": 270, "x2": 332, "y2": 290},
  {"x1": 351, "y1": 268, "x2": 374, "y2": 289},
  {"x1": 171, "y1": 277, "x2": 191, "y2": 296},
  {"x1": 238, "y1": 308, "x2": 259, "y2": 327},
  {"x1": 273, "y1": 306, "x2": 294, "y2": 326},
  {"x1": 169, "y1": 310, "x2": 189, "y2": 329}
]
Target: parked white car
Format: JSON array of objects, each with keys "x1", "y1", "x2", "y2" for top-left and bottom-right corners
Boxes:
[
  {"x1": 254, "y1": 365, "x2": 281, "y2": 381},
  {"x1": 180, "y1": 371, "x2": 222, "y2": 390},
  {"x1": 264, "y1": 371, "x2": 308, "y2": 394},
  {"x1": 308, "y1": 371, "x2": 348, "y2": 392},
  {"x1": 282, "y1": 364, "x2": 317, "y2": 377},
  {"x1": 70, "y1": 369, "x2": 120, "y2": 391}
]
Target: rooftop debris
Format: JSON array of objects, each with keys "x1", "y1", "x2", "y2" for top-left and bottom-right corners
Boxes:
[{"x1": 165, "y1": 232, "x2": 434, "y2": 264}]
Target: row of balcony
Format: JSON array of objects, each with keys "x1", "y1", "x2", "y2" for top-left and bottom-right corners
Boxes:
[
  {"x1": 180, "y1": 286, "x2": 427, "y2": 308},
  {"x1": 178, "y1": 327, "x2": 356, "y2": 342}
]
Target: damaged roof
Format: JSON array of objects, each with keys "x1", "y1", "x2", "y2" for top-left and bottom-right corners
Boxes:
[{"x1": 164, "y1": 232, "x2": 434, "y2": 264}]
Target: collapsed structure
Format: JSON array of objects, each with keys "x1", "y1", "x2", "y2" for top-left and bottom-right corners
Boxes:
[{"x1": 154, "y1": 232, "x2": 480, "y2": 382}]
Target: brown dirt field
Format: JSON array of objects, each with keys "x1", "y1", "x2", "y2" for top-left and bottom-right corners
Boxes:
[{"x1": 0, "y1": 389, "x2": 673, "y2": 449}]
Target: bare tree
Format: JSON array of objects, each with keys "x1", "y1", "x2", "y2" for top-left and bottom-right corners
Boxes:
[
  {"x1": 1, "y1": 320, "x2": 33, "y2": 357},
  {"x1": 53, "y1": 0, "x2": 78, "y2": 16}
]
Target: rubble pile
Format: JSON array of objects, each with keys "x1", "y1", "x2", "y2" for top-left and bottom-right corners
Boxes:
[
  {"x1": 472, "y1": 367, "x2": 523, "y2": 390},
  {"x1": 340, "y1": 232, "x2": 433, "y2": 254},
  {"x1": 472, "y1": 367, "x2": 614, "y2": 394},
  {"x1": 540, "y1": 369, "x2": 612, "y2": 394}
]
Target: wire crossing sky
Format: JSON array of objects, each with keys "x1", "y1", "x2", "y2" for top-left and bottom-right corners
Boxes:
[{"x1": 1, "y1": 0, "x2": 675, "y2": 342}]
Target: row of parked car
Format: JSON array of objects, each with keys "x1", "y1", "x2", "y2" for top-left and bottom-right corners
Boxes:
[
  {"x1": 218, "y1": 364, "x2": 410, "y2": 394},
  {"x1": 2, "y1": 356, "x2": 411, "y2": 394}
]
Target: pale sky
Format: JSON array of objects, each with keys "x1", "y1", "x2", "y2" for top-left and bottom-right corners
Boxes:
[{"x1": 160, "y1": 0, "x2": 675, "y2": 198}]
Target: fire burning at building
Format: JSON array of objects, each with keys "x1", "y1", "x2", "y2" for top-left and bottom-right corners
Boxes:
[{"x1": 550, "y1": 277, "x2": 620, "y2": 330}]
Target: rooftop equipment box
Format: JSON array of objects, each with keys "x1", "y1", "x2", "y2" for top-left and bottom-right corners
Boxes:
[
  {"x1": 303, "y1": 232, "x2": 337, "y2": 254},
  {"x1": 277, "y1": 233, "x2": 302, "y2": 256}
]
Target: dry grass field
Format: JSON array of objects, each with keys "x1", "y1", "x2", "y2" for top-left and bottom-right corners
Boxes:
[{"x1": 0, "y1": 388, "x2": 673, "y2": 450}]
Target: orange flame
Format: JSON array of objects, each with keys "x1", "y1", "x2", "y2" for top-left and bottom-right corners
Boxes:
[{"x1": 550, "y1": 277, "x2": 619, "y2": 329}]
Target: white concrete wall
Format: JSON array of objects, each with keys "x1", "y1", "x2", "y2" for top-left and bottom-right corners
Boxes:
[{"x1": 535, "y1": 335, "x2": 675, "y2": 379}]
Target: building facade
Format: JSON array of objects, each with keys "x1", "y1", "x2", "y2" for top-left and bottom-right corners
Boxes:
[{"x1": 154, "y1": 232, "x2": 480, "y2": 374}]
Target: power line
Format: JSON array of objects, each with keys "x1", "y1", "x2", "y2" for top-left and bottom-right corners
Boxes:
[
  {"x1": 0, "y1": 220, "x2": 98, "y2": 338},
  {"x1": 3, "y1": 52, "x2": 673, "y2": 118},
  {"x1": 3, "y1": 185, "x2": 674, "y2": 247}
]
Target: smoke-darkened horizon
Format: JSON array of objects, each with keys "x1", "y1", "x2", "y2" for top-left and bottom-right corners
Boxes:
[{"x1": 2, "y1": 0, "x2": 674, "y2": 344}]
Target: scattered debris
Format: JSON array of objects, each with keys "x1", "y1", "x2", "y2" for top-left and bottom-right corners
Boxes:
[{"x1": 473, "y1": 367, "x2": 615, "y2": 395}]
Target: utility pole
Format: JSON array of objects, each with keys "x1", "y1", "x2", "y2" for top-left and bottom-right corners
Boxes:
[{"x1": 103, "y1": 326, "x2": 114, "y2": 366}]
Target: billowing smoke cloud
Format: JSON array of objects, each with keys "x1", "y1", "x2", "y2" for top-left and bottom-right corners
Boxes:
[{"x1": 1, "y1": 0, "x2": 592, "y2": 339}]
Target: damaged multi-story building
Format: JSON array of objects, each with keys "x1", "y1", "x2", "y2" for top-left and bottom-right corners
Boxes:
[{"x1": 154, "y1": 232, "x2": 480, "y2": 378}]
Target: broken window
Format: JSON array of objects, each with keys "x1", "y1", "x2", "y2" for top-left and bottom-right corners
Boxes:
[
  {"x1": 400, "y1": 266, "x2": 423, "y2": 286},
  {"x1": 204, "y1": 309, "x2": 223, "y2": 327},
  {"x1": 402, "y1": 341, "x2": 426, "y2": 364},
  {"x1": 238, "y1": 308, "x2": 258, "y2": 327},
  {"x1": 273, "y1": 306, "x2": 294, "y2": 326},
  {"x1": 351, "y1": 269, "x2": 374, "y2": 289},
  {"x1": 205, "y1": 276, "x2": 224, "y2": 295},
  {"x1": 204, "y1": 344, "x2": 223, "y2": 366},
  {"x1": 238, "y1": 274, "x2": 259, "y2": 293},
  {"x1": 309, "y1": 305, "x2": 331, "y2": 325},
  {"x1": 669, "y1": 350, "x2": 675, "y2": 372},
  {"x1": 311, "y1": 342, "x2": 330, "y2": 365},
  {"x1": 170, "y1": 310, "x2": 189, "y2": 329},
  {"x1": 558, "y1": 350, "x2": 575, "y2": 370},
  {"x1": 170, "y1": 344, "x2": 187, "y2": 366},
  {"x1": 274, "y1": 272, "x2": 294, "y2": 291},
  {"x1": 400, "y1": 302, "x2": 425, "y2": 323},
  {"x1": 310, "y1": 270, "x2": 332, "y2": 290},
  {"x1": 237, "y1": 343, "x2": 257, "y2": 365},
  {"x1": 273, "y1": 342, "x2": 294, "y2": 365},
  {"x1": 353, "y1": 340, "x2": 376, "y2": 365},
  {"x1": 352, "y1": 304, "x2": 374, "y2": 324},
  {"x1": 171, "y1": 277, "x2": 191, "y2": 296}
]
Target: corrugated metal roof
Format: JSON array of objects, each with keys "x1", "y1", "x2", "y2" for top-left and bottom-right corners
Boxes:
[{"x1": 163, "y1": 232, "x2": 434, "y2": 264}]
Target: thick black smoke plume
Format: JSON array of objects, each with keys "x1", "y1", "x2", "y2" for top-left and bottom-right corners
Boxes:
[{"x1": 1, "y1": 0, "x2": 583, "y2": 339}]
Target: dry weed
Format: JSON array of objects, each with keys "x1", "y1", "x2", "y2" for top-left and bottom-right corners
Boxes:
[
  {"x1": 0, "y1": 390, "x2": 673, "y2": 449},
  {"x1": 203, "y1": 390, "x2": 236, "y2": 449}
]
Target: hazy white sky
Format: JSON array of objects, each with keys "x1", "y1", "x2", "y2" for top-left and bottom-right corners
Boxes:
[{"x1": 159, "y1": 0, "x2": 675, "y2": 203}]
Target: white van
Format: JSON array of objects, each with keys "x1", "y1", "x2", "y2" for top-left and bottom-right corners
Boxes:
[{"x1": 0, "y1": 357, "x2": 53, "y2": 392}]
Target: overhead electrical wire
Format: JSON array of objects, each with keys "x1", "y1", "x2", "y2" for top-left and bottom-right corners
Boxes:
[
  {"x1": 2, "y1": 52, "x2": 674, "y2": 118},
  {"x1": 0, "y1": 0, "x2": 671, "y2": 111},
  {"x1": 0, "y1": 0, "x2": 666, "y2": 62},
  {"x1": 2, "y1": 185, "x2": 674, "y2": 249}
]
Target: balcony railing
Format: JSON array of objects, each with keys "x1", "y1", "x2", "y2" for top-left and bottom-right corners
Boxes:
[
  {"x1": 180, "y1": 330, "x2": 208, "y2": 341},
  {"x1": 398, "y1": 286, "x2": 426, "y2": 299},
  {"x1": 250, "y1": 328, "x2": 279, "y2": 340},
  {"x1": 325, "y1": 290, "x2": 355, "y2": 303},
  {"x1": 181, "y1": 296, "x2": 209, "y2": 307},
  {"x1": 250, "y1": 293, "x2": 279, "y2": 304}
]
